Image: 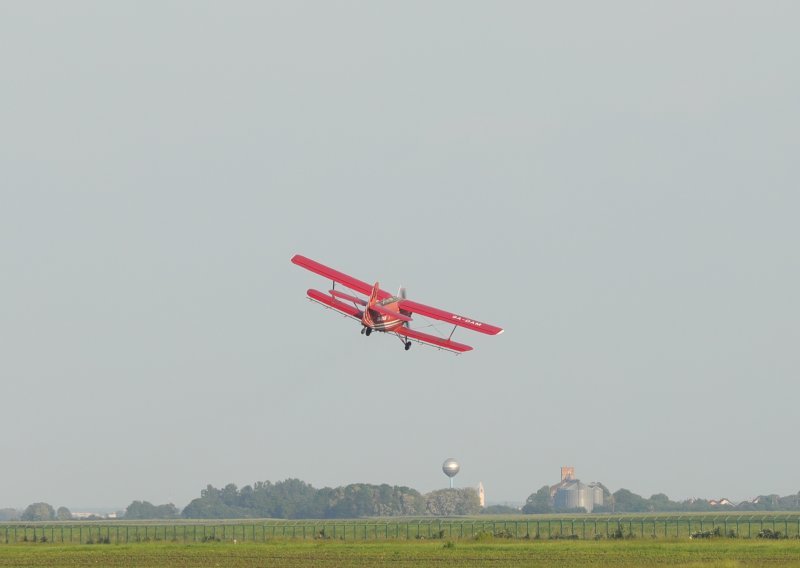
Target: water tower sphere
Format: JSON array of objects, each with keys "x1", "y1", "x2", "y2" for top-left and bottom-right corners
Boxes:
[{"x1": 442, "y1": 458, "x2": 460, "y2": 478}]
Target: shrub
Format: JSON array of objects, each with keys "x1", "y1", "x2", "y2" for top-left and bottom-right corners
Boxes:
[
  {"x1": 690, "y1": 527, "x2": 721, "y2": 539},
  {"x1": 550, "y1": 533, "x2": 579, "y2": 540},
  {"x1": 609, "y1": 524, "x2": 625, "y2": 540}
]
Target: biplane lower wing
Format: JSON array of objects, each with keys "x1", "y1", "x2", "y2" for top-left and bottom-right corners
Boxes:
[
  {"x1": 307, "y1": 289, "x2": 363, "y2": 320},
  {"x1": 397, "y1": 299, "x2": 503, "y2": 336},
  {"x1": 329, "y1": 289, "x2": 367, "y2": 306},
  {"x1": 292, "y1": 255, "x2": 390, "y2": 300},
  {"x1": 394, "y1": 326, "x2": 473, "y2": 353}
]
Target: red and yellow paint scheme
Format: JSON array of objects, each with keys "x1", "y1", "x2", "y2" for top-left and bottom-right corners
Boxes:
[{"x1": 292, "y1": 254, "x2": 503, "y2": 353}]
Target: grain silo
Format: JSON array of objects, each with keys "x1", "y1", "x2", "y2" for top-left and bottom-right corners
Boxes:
[
  {"x1": 588, "y1": 483, "x2": 605, "y2": 509},
  {"x1": 554, "y1": 480, "x2": 590, "y2": 511}
]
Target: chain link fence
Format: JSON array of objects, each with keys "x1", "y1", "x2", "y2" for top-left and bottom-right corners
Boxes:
[{"x1": 2, "y1": 515, "x2": 799, "y2": 544}]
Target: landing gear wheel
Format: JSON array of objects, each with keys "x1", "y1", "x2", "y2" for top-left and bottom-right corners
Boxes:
[
  {"x1": 365, "y1": 327, "x2": 372, "y2": 336},
  {"x1": 404, "y1": 341, "x2": 411, "y2": 351},
  {"x1": 360, "y1": 327, "x2": 365, "y2": 335}
]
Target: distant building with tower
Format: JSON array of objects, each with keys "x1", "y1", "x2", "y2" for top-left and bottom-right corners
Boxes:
[{"x1": 550, "y1": 466, "x2": 604, "y2": 513}]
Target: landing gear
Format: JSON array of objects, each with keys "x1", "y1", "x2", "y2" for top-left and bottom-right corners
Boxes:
[
  {"x1": 365, "y1": 327, "x2": 372, "y2": 336},
  {"x1": 395, "y1": 333, "x2": 413, "y2": 351},
  {"x1": 360, "y1": 327, "x2": 365, "y2": 335}
]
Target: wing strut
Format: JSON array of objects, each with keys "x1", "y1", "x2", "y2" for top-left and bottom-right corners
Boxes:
[{"x1": 448, "y1": 325, "x2": 457, "y2": 341}]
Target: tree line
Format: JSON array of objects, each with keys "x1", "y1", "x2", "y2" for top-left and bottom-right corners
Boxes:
[
  {"x1": 176, "y1": 480, "x2": 480, "y2": 519},
  {"x1": 1, "y1": 480, "x2": 481, "y2": 521},
  {"x1": 0, "y1": 503, "x2": 73, "y2": 522},
  {"x1": 522, "y1": 485, "x2": 800, "y2": 514},
  {"x1": 4, "y1": 481, "x2": 799, "y2": 521}
]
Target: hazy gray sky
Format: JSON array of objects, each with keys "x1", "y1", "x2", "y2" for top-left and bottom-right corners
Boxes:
[{"x1": 2, "y1": 1, "x2": 798, "y2": 510}]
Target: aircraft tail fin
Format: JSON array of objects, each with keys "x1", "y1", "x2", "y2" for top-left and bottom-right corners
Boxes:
[{"x1": 368, "y1": 282, "x2": 381, "y2": 306}]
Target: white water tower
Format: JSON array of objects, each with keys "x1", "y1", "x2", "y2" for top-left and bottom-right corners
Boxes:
[{"x1": 442, "y1": 458, "x2": 460, "y2": 489}]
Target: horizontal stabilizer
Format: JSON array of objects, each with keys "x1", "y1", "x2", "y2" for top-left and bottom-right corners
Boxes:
[
  {"x1": 329, "y1": 289, "x2": 367, "y2": 306},
  {"x1": 395, "y1": 327, "x2": 472, "y2": 353},
  {"x1": 370, "y1": 303, "x2": 412, "y2": 323},
  {"x1": 307, "y1": 289, "x2": 363, "y2": 320}
]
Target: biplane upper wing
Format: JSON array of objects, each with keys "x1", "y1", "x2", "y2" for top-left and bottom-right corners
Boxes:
[
  {"x1": 397, "y1": 299, "x2": 503, "y2": 336},
  {"x1": 395, "y1": 326, "x2": 473, "y2": 353},
  {"x1": 292, "y1": 255, "x2": 391, "y2": 300},
  {"x1": 307, "y1": 289, "x2": 363, "y2": 320}
]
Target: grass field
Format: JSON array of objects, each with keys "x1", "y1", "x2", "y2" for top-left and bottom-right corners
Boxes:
[
  {"x1": 1, "y1": 539, "x2": 800, "y2": 567},
  {"x1": 3, "y1": 514, "x2": 800, "y2": 543},
  {"x1": 2, "y1": 516, "x2": 799, "y2": 566}
]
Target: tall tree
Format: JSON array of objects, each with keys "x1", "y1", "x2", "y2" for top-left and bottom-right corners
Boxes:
[
  {"x1": 21, "y1": 502, "x2": 55, "y2": 521},
  {"x1": 56, "y1": 506, "x2": 72, "y2": 520},
  {"x1": 612, "y1": 489, "x2": 649, "y2": 512},
  {"x1": 424, "y1": 488, "x2": 480, "y2": 516},
  {"x1": 124, "y1": 500, "x2": 179, "y2": 519},
  {"x1": 522, "y1": 486, "x2": 553, "y2": 514}
]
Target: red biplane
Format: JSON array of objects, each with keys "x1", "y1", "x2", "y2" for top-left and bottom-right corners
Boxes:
[{"x1": 291, "y1": 254, "x2": 503, "y2": 353}]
